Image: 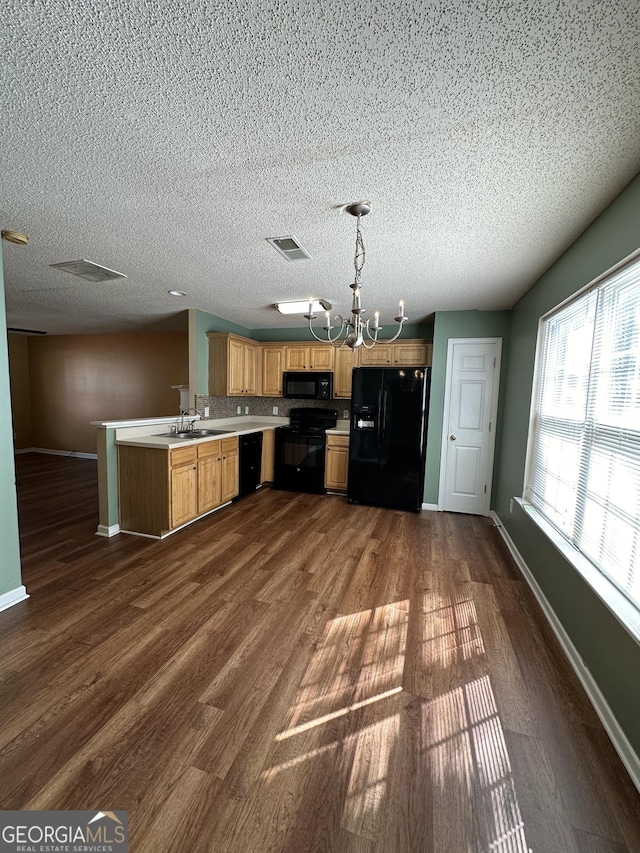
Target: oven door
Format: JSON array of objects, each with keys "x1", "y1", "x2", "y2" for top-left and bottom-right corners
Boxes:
[{"x1": 273, "y1": 429, "x2": 326, "y2": 494}]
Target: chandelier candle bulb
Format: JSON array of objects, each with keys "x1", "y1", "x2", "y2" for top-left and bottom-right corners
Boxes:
[{"x1": 399, "y1": 300, "x2": 405, "y2": 317}]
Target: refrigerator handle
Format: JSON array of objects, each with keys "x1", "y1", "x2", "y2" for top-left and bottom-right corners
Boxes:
[{"x1": 377, "y1": 390, "x2": 387, "y2": 447}]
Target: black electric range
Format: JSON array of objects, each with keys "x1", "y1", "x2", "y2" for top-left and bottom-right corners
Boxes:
[{"x1": 273, "y1": 408, "x2": 338, "y2": 494}]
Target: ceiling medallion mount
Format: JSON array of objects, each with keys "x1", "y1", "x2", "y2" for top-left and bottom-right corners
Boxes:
[{"x1": 305, "y1": 202, "x2": 407, "y2": 350}]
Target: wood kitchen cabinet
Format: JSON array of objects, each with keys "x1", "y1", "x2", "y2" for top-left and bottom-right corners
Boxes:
[
  {"x1": 333, "y1": 346, "x2": 360, "y2": 398},
  {"x1": 220, "y1": 437, "x2": 239, "y2": 503},
  {"x1": 261, "y1": 344, "x2": 284, "y2": 396},
  {"x1": 325, "y1": 433, "x2": 350, "y2": 492},
  {"x1": 118, "y1": 436, "x2": 239, "y2": 537},
  {"x1": 170, "y1": 446, "x2": 199, "y2": 528},
  {"x1": 283, "y1": 343, "x2": 335, "y2": 371},
  {"x1": 208, "y1": 332, "x2": 261, "y2": 396},
  {"x1": 261, "y1": 429, "x2": 275, "y2": 482},
  {"x1": 358, "y1": 339, "x2": 432, "y2": 367},
  {"x1": 196, "y1": 441, "x2": 222, "y2": 513}
]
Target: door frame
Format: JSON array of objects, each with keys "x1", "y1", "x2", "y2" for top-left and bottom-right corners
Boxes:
[{"x1": 437, "y1": 337, "x2": 502, "y2": 515}]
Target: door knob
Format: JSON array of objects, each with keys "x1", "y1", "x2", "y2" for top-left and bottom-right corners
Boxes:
[{"x1": 449, "y1": 434, "x2": 457, "y2": 441}]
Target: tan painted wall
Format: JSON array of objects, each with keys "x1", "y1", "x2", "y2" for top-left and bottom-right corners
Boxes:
[
  {"x1": 7, "y1": 334, "x2": 33, "y2": 449},
  {"x1": 26, "y1": 332, "x2": 188, "y2": 454}
]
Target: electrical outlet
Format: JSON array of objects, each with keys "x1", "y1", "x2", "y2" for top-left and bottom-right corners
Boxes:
[
  {"x1": 237, "y1": 405, "x2": 242, "y2": 415},
  {"x1": 244, "y1": 405, "x2": 249, "y2": 414},
  {"x1": 204, "y1": 406, "x2": 210, "y2": 417},
  {"x1": 343, "y1": 410, "x2": 349, "y2": 419},
  {"x1": 272, "y1": 406, "x2": 279, "y2": 415}
]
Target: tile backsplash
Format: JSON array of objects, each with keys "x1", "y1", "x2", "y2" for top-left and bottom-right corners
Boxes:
[{"x1": 195, "y1": 395, "x2": 350, "y2": 420}]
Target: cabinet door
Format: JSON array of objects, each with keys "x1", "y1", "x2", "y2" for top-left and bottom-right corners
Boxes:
[
  {"x1": 333, "y1": 347, "x2": 359, "y2": 397},
  {"x1": 325, "y1": 439, "x2": 349, "y2": 491},
  {"x1": 221, "y1": 438, "x2": 239, "y2": 502},
  {"x1": 359, "y1": 345, "x2": 393, "y2": 366},
  {"x1": 308, "y1": 346, "x2": 334, "y2": 371},
  {"x1": 170, "y1": 463, "x2": 198, "y2": 528},
  {"x1": 284, "y1": 345, "x2": 309, "y2": 370},
  {"x1": 261, "y1": 429, "x2": 275, "y2": 482},
  {"x1": 227, "y1": 337, "x2": 247, "y2": 395},
  {"x1": 244, "y1": 342, "x2": 261, "y2": 395},
  {"x1": 197, "y1": 444, "x2": 222, "y2": 513},
  {"x1": 262, "y1": 347, "x2": 283, "y2": 396},
  {"x1": 392, "y1": 341, "x2": 429, "y2": 365}
]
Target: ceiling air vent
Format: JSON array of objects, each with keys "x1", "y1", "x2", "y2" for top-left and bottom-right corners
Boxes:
[
  {"x1": 266, "y1": 236, "x2": 312, "y2": 261},
  {"x1": 50, "y1": 259, "x2": 127, "y2": 283}
]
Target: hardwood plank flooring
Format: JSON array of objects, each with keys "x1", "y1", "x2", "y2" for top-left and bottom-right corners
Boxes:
[{"x1": 2, "y1": 451, "x2": 640, "y2": 852}]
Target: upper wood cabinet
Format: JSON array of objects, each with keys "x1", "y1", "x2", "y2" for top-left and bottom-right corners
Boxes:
[
  {"x1": 333, "y1": 347, "x2": 360, "y2": 398},
  {"x1": 392, "y1": 340, "x2": 433, "y2": 366},
  {"x1": 208, "y1": 333, "x2": 262, "y2": 396},
  {"x1": 358, "y1": 339, "x2": 432, "y2": 367},
  {"x1": 284, "y1": 344, "x2": 335, "y2": 371},
  {"x1": 261, "y1": 344, "x2": 284, "y2": 396}
]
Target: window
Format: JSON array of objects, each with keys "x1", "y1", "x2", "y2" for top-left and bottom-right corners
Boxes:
[{"x1": 526, "y1": 256, "x2": 640, "y2": 611}]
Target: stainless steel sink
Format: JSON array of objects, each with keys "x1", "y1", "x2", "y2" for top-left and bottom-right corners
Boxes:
[{"x1": 156, "y1": 429, "x2": 230, "y2": 438}]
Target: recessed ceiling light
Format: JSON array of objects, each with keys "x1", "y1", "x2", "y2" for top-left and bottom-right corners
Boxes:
[
  {"x1": 50, "y1": 259, "x2": 127, "y2": 283},
  {"x1": 266, "y1": 236, "x2": 312, "y2": 261},
  {"x1": 275, "y1": 299, "x2": 332, "y2": 315},
  {"x1": 168, "y1": 290, "x2": 187, "y2": 297}
]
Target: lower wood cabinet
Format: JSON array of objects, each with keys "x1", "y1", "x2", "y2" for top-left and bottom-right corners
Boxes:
[
  {"x1": 261, "y1": 429, "x2": 275, "y2": 482},
  {"x1": 118, "y1": 436, "x2": 239, "y2": 537},
  {"x1": 220, "y1": 438, "x2": 239, "y2": 503},
  {"x1": 325, "y1": 433, "x2": 350, "y2": 492}
]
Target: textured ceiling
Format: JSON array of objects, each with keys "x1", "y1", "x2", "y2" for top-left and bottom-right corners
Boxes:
[{"x1": 1, "y1": 0, "x2": 640, "y2": 335}]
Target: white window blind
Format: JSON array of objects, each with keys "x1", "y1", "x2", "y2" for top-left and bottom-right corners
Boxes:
[{"x1": 526, "y1": 257, "x2": 640, "y2": 610}]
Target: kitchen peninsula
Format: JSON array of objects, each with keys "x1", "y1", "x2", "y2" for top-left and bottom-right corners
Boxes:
[
  {"x1": 93, "y1": 413, "x2": 349, "y2": 539},
  {"x1": 93, "y1": 414, "x2": 286, "y2": 539}
]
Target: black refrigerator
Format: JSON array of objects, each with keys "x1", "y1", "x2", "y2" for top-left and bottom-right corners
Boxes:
[{"x1": 347, "y1": 366, "x2": 431, "y2": 512}]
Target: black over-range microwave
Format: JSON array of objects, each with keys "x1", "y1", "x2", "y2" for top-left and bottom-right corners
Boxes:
[{"x1": 283, "y1": 371, "x2": 333, "y2": 400}]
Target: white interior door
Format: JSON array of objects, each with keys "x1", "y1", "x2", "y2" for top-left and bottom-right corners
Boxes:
[{"x1": 439, "y1": 338, "x2": 501, "y2": 515}]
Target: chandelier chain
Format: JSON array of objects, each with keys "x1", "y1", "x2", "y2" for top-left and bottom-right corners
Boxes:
[
  {"x1": 354, "y1": 214, "x2": 365, "y2": 286},
  {"x1": 305, "y1": 202, "x2": 408, "y2": 350}
]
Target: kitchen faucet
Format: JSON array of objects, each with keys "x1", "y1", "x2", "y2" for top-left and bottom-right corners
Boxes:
[{"x1": 177, "y1": 407, "x2": 202, "y2": 433}]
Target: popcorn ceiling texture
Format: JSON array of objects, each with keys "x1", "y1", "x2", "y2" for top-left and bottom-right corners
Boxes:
[{"x1": 1, "y1": 1, "x2": 640, "y2": 336}]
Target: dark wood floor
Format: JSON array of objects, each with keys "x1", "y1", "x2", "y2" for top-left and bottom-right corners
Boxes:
[{"x1": 2, "y1": 452, "x2": 640, "y2": 852}]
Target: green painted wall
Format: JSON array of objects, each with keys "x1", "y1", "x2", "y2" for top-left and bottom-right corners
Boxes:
[
  {"x1": 424, "y1": 310, "x2": 511, "y2": 505},
  {"x1": 0, "y1": 243, "x2": 24, "y2": 597},
  {"x1": 494, "y1": 171, "x2": 640, "y2": 757},
  {"x1": 193, "y1": 309, "x2": 252, "y2": 395}
]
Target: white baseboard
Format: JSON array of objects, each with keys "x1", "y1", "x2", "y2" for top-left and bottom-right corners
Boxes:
[
  {"x1": 421, "y1": 502, "x2": 438, "y2": 511},
  {"x1": 17, "y1": 447, "x2": 97, "y2": 460},
  {"x1": 96, "y1": 523, "x2": 121, "y2": 538},
  {"x1": 490, "y1": 511, "x2": 640, "y2": 795},
  {"x1": 0, "y1": 585, "x2": 29, "y2": 613}
]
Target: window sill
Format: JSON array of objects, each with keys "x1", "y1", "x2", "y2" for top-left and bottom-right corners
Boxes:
[{"x1": 515, "y1": 498, "x2": 640, "y2": 646}]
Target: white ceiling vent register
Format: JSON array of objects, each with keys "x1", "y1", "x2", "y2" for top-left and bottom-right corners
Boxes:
[
  {"x1": 50, "y1": 260, "x2": 127, "y2": 283},
  {"x1": 266, "y1": 236, "x2": 312, "y2": 261}
]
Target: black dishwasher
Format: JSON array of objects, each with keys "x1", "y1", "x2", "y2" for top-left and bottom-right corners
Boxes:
[{"x1": 239, "y1": 432, "x2": 263, "y2": 496}]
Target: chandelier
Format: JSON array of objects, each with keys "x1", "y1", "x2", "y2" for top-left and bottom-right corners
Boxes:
[{"x1": 305, "y1": 202, "x2": 408, "y2": 350}]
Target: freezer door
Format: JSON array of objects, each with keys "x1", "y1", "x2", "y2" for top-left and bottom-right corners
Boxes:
[{"x1": 347, "y1": 368, "x2": 383, "y2": 504}]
